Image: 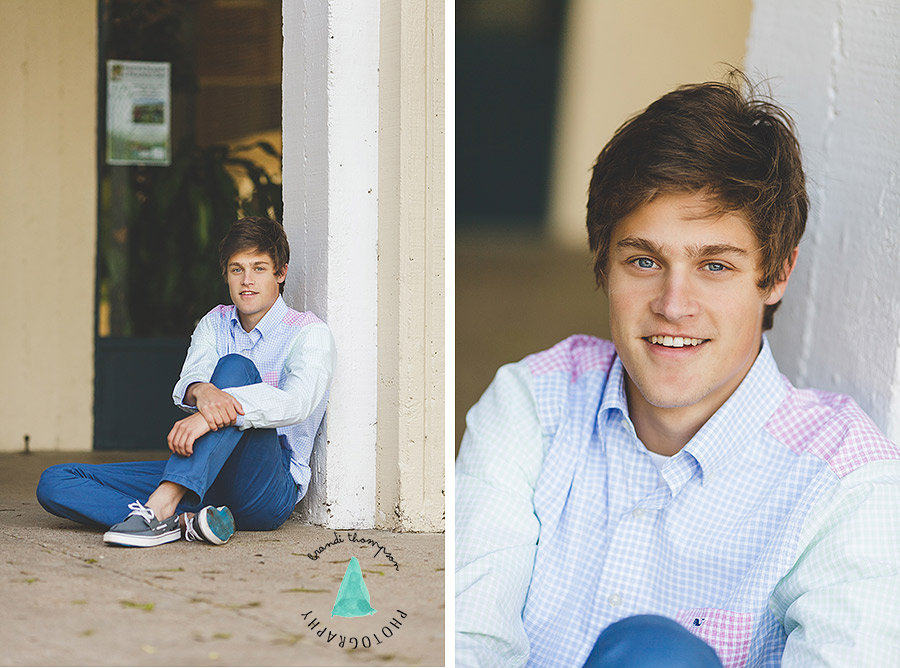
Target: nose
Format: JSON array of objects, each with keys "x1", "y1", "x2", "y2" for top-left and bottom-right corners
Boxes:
[{"x1": 650, "y1": 271, "x2": 699, "y2": 321}]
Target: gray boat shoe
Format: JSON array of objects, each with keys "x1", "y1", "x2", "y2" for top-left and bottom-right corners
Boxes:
[{"x1": 103, "y1": 501, "x2": 182, "y2": 547}]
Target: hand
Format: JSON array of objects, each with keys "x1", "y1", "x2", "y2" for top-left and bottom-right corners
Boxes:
[
  {"x1": 188, "y1": 382, "x2": 244, "y2": 431},
  {"x1": 167, "y1": 412, "x2": 211, "y2": 457}
]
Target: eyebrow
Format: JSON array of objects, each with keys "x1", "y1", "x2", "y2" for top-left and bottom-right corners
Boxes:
[
  {"x1": 228, "y1": 260, "x2": 271, "y2": 267},
  {"x1": 615, "y1": 236, "x2": 751, "y2": 259}
]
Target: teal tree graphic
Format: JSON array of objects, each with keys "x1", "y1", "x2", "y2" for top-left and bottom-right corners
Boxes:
[{"x1": 331, "y1": 556, "x2": 377, "y2": 618}]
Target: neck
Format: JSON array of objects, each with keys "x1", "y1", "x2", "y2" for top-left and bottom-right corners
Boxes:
[
  {"x1": 623, "y1": 337, "x2": 765, "y2": 456},
  {"x1": 238, "y1": 305, "x2": 271, "y2": 333},
  {"x1": 237, "y1": 294, "x2": 281, "y2": 332},
  {"x1": 238, "y1": 314, "x2": 260, "y2": 333},
  {"x1": 624, "y1": 378, "x2": 717, "y2": 456}
]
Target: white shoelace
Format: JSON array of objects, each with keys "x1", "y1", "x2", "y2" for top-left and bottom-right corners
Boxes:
[
  {"x1": 125, "y1": 500, "x2": 156, "y2": 523},
  {"x1": 183, "y1": 514, "x2": 202, "y2": 542}
]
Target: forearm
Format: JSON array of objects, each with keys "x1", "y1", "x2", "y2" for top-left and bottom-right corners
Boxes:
[{"x1": 225, "y1": 378, "x2": 328, "y2": 429}]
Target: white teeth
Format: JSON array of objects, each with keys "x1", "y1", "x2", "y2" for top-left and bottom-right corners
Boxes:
[{"x1": 649, "y1": 335, "x2": 705, "y2": 347}]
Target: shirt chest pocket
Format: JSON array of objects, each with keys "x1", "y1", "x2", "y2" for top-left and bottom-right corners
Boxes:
[{"x1": 675, "y1": 607, "x2": 753, "y2": 668}]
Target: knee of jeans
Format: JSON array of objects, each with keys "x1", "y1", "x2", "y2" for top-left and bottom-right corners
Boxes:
[
  {"x1": 210, "y1": 354, "x2": 261, "y2": 389},
  {"x1": 36, "y1": 464, "x2": 70, "y2": 510},
  {"x1": 585, "y1": 615, "x2": 723, "y2": 668}
]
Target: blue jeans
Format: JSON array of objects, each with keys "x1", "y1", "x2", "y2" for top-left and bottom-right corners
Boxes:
[
  {"x1": 36, "y1": 354, "x2": 299, "y2": 531},
  {"x1": 582, "y1": 615, "x2": 724, "y2": 668}
]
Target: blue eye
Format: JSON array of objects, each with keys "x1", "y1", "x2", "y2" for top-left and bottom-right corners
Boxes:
[
  {"x1": 706, "y1": 262, "x2": 727, "y2": 272},
  {"x1": 635, "y1": 258, "x2": 656, "y2": 269}
]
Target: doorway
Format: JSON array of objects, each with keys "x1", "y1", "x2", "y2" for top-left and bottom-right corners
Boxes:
[{"x1": 95, "y1": 0, "x2": 283, "y2": 449}]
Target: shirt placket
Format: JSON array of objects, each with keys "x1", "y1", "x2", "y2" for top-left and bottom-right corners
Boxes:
[
  {"x1": 590, "y1": 413, "x2": 671, "y2": 631},
  {"x1": 231, "y1": 325, "x2": 259, "y2": 357}
]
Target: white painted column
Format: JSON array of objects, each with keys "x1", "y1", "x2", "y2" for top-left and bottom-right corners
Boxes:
[
  {"x1": 282, "y1": 1, "x2": 379, "y2": 528},
  {"x1": 746, "y1": 0, "x2": 900, "y2": 440}
]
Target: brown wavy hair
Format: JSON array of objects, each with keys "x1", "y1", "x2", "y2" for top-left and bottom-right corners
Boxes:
[
  {"x1": 218, "y1": 217, "x2": 290, "y2": 294},
  {"x1": 587, "y1": 71, "x2": 808, "y2": 330}
]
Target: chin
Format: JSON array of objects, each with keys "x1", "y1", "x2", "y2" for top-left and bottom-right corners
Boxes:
[
  {"x1": 632, "y1": 379, "x2": 708, "y2": 410},
  {"x1": 644, "y1": 394, "x2": 703, "y2": 410}
]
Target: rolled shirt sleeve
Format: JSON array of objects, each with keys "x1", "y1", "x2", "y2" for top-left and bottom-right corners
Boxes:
[
  {"x1": 456, "y1": 361, "x2": 547, "y2": 668},
  {"x1": 771, "y1": 460, "x2": 900, "y2": 666}
]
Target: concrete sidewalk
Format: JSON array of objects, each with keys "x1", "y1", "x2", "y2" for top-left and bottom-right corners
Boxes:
[{"x1": 0, "y1": 452, "x2": 445, "y2": 667}]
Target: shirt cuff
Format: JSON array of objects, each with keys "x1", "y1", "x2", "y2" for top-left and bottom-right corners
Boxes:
[{"x1": 173, "y1": 378, "x2": 206, "y2": 411}]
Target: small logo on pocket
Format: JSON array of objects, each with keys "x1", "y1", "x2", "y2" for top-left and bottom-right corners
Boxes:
[{"x1": 676, "y1": 608, "x2": 753, "y2": 668}]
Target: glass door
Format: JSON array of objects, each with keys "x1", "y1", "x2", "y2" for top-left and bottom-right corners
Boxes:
[{"x1": 95, "y1": 0, "x2": 283, "y2": 449}]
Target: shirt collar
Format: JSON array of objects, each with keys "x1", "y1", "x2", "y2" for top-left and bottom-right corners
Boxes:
[
  {"x1": 229, "y1": 295, "x2": 288, "y2": 340},
  {"x1": 683, "y1": 335, "x2": 787, "y2": 483},
  {"x1": 599, "y1": 353, "x2": 630, "y2": 419},
  {"x1": 598, "y1": 335, "x2": 788, "y2": 483}
]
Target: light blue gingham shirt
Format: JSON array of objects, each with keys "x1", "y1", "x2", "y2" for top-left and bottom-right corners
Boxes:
[
  {"x1": 456, "y1": 335, "x2": 900, "y2": 667},
  {"x1": 172, "y1": 296, "x2": 336, "y2": 501}
]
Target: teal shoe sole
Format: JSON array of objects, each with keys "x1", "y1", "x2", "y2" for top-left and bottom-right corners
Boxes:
[{"x1": 197, "y1": 506, "x2": 235, "y2": 545}]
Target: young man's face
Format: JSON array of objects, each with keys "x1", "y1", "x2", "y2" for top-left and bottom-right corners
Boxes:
[
  {"x1": 226, "y1": 250, "x2": 286, "y2": 332},
  {"x1": 607, "y1": 191, "x2": 793, "y2": 426}
]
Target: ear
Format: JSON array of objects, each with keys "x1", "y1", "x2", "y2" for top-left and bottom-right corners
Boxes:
[
  {"x1": 276, "y1": 263, "x2": 288, "y2": 284},
  {"x1": 764, "y1": 247, "x2": 798, "y2": 306}
]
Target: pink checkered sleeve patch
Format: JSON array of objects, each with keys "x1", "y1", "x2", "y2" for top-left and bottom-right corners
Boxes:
[
  {"x1": 676, "y1": 608, "x2": 753, "y2": 668},
  {"x1": 526, "y1": 335, "x2": 616, "y2": 382},
  {"x1": 282, "y1": 309, "x2": 323, "y2": 328},
  {"x1": 766, "y1": 384, "x2": 900, "y2": 478}
]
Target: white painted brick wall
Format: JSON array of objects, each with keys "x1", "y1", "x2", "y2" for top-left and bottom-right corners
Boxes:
[
  {"x1": 746, "y1": 0, "x2": 900, "y2": 439},
  {"x1": 283, "y1": 1, "x2": 379, "y2": 528}
]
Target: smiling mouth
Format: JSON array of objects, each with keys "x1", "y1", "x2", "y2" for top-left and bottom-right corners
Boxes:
[{"x1": 644, "y1": 335, "x2": 709, "y2": 348}]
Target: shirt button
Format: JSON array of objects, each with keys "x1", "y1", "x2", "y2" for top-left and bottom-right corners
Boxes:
[
  {"x1": 632, "y1": 508, "x2": 646, "y2": 518},
  {"x1": 608, "y1": 593, "x2": 623, "y2": 608}
]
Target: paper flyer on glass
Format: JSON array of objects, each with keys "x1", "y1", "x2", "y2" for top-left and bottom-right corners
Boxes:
[{"x1": 106, "y1": 59, "x2": 171, "y2": 166}]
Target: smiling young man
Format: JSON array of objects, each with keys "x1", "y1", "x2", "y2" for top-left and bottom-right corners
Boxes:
[
  {"x1": 456, "y1": 76, "x2": 900, "y2": 667},
  {"x1": 38, "y1": 216, "x2": 336, "y2": 547}
]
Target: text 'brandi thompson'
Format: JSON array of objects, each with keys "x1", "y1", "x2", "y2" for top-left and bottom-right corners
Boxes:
[{"x1": 304, "y1": 531, "x2": 400, "y2": 571}]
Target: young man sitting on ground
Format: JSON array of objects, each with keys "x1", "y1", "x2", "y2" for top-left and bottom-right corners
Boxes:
[
  {"x1": 37, "y1": 216, "x2": 336, "y2": 547},
  {"x1": 456, "y1": 74, "x2": 900, "y2": 667}
]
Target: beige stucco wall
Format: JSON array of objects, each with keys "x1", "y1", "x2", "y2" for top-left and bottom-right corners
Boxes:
[
  {"x1": 0, "y1": 0, "x2": 97, "y2": 452},
  {"x1": 377, "y1": 0, "x2": 445, "y2": 531},
  {"x1": 548, "y1": 0, "x2": 753, "y2": 247}
]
